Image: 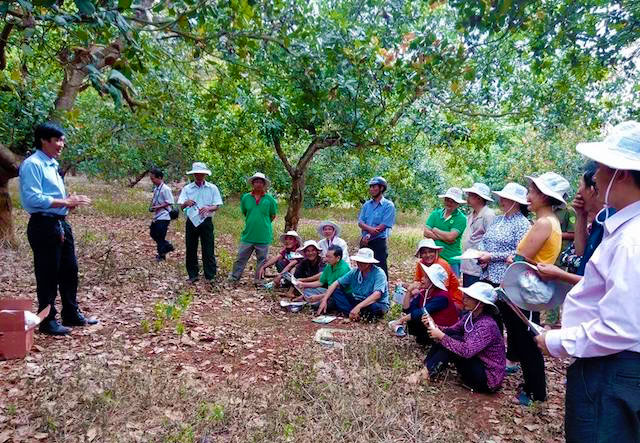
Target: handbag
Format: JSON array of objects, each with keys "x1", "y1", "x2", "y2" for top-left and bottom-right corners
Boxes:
[{"x1": 169, "y1": 205, "x2": 179, "y2": 220}]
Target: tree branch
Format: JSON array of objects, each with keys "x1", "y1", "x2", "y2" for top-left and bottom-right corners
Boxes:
[
  {"x1": 0, "y1": 23, "x2": 14, "y2": 71},
  {"x1": 273, "y1": 136, "x2": 295, "y2": 177},
  {"x1": 296, "y1": 135, "x2": 341, "y2": 173}
]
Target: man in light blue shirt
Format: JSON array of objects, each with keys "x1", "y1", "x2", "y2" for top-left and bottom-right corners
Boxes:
[
  {"x1": 357, "y1": 176, "x2": 396, "y2": 277},
  {"x1": 317, "y1": 248, "x2": 389, "y2": 320},
  {"x1": 177, "y1": 162, "x2": 223, "y2": 283},
  {"x1": 19, "y1": 121, "x2": 97, "y2": 336}
]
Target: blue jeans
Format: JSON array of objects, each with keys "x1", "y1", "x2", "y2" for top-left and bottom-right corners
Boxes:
[
  {"x1": 565, "y1": 351, "x2": 640, "y2": 442},
  {"x1": 327, "y1": 287, "x2": 388, "y2": 319}
]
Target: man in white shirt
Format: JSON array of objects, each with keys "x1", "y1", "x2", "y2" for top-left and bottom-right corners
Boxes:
[
  {"x1": 149, "y1": 167, "x2": 175, "y2": 262},
  {"x1": 177, "y1": 162, "x2": 223, "y2": 283},
  {"x1": 536, "y1": 121, "x2": 640, "y2": 442}
]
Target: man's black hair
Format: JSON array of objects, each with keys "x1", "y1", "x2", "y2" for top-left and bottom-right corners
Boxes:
[
  {"x1": 519, "y1": 203, "x2": 530, "y2": 217},
  {"x1": 34, "y1": 121, "x2": 65, "y2": 150},
  {"x1": 630, "y1": 170, "x2": 640, "y2": 188},
  {"x1": 150, "y1": 167, "x2": 164, "y2": 179},
  {"x1": 583, "y1": 161, "x2": 598, "y2": 189},
  {"x1": 327, "y1": 244, "x2": 343, "y2": 259}
]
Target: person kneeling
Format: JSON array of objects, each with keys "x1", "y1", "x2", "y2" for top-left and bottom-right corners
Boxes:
[
  {"x1": 409, "y1": 282, "x2": 506, "y2": 393},
  {"x1": 388, "y1": 263, "x2": 458, "y2": 341},
  {"x1": 316, "y1": 248, "x2": 389, "y2": 321},
  {"x1": 294, "y1": 245, "x2": 350, "y2": 307}
]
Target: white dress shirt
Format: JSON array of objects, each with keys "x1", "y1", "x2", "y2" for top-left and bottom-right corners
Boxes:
[{"x1": 177, "y1": 181, "x2": 223, "y2": 219}]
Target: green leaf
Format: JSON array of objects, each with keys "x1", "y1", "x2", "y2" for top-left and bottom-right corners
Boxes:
[
  {"x1": 106, "y1": 84, "x2": 123, "y2": 107},
  {"x1": 75, "y1": 0, "x2": 95, "y2": 16},
  {"x1": 53, "y1": 15, "x2": 67, "y2": 26},
  {"x1": 108, "y1": 69, "x2": 135, "y2": 92},
  {"x1": 118, "y1": 0, "x2": 132, "y2": 9}
]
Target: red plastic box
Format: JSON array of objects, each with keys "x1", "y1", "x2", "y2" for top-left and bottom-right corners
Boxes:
[{"x1": 0, "y1": 299, "x2": 50, "y2": 360}]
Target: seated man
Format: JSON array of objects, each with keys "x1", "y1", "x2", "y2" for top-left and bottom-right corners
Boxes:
[
  {"x1": 258, "y1": 230, "x2": 302, "y2": 288},
  {"x1": 288, "y1": 240, "x2": 324, "y2": 298},
  {"x1": 408, "y1": 239, "x2": 463, "y2": 310},
  {"x1": 295, "y1": 245, "x2": 351, "y2": 305},
  {"x1": 317, "y1": 248, "x2": 389, "y2": 321}
]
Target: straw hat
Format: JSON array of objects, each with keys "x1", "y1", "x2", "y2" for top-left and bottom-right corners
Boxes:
[
  {"x1": 419, "y1": 263, "x2": 447, "y2": 291},
  {"x1": 438, "y1": 187, "x2": 467, "y2": 204},
  {"x1": 298, "y1": 240, "x2": 322, "y2": 253},
  {"x1": 492, "y1": 182, "x2": 529, "y2": 205},
  {"x1": 462, "y1": 183, "x2": 494, "y2": 202},
  {"x1": 502, "y1": 262, "x2": 573, "y2": 311},
  {"x1": 350, "y1": 248, "x2": 379, "y2": 264},
  {"x1": 525, "y1": 172, "x2": 571, "y2": 205},
  {"x1": 576, "y1": 121, "x2": 640, "y2": 171},
  {"x1": 279, "y1": 230, "x2": 302, "y2": 248},
  {"x1": 414, "y1": 238, "x2": 443, "y2": 257},
  {"x1": 316, "y1": 220, "x2": 341, "y2": 237},
  {"x1": 248, "y1": 172, "x2": 271, "y2": 188},
  {"x1": 186, "y1": 162, "x2": 211, "y2": 175},
  {"x1": 460, "y1": 282, "x2": 498, "y2": 308}
]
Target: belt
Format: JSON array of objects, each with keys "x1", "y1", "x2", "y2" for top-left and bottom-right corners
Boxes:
[{"x1": 31, "y1": 212, "x2": 66, "y2": 221}]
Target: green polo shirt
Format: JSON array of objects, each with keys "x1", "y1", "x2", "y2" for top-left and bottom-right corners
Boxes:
[
  {"x1": 319, "y1": 259, "x2": 351, "y2": 294},
  {"x1": 239, "y1": 192, "x2": 278, "y2": 244},
  {"x1": 425, "y1": 208, "x2": 467, "y2": 265}
]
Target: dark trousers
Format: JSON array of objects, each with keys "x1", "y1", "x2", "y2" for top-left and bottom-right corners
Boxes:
[
  {"x1": 565, "y1": 351, "x2": 640, "y2": 443},
  {"x1": 407, "y1": 318, "x2": 433, "y2": 346},
  {"x1": 462, "y1": 273, "x2": 481, "y2": 287},
  {"x1": 497, "y1": 299, "x2": 546, "y2": 401},
  {"x1": 425, "y1": 338, "x2": 492, "y2": 393},
  {"x1": 27, "y1": 215, "x2": 79, "y2": 322},
  {"x1": 367, "y1": 237, "x2": 389, "y2": 277},
  {"x1": 150, "y1": 220, "x2": 172, "y2": 257},
  {"x1": 185, "y1": 218, "x2": 216, "y2": 280},
  {"x1": 327, "y1": 287, "x2": 388, "y2": 319}
]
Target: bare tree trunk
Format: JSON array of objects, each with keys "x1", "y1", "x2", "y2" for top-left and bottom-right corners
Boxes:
[
  {"x1": 128, "y1": 169, "x2": 149, "y2": 188},
  {"x1": 284, "y1": 173, "x2": 305, "y2": 231},
  {"x1": 0, "y1": 144, "x2": 22, "y2": 245}
]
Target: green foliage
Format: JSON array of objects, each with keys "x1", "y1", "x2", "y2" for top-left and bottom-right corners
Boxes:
[{"x1": 146, "y1": 290, "x2": 194, "y2": 335}]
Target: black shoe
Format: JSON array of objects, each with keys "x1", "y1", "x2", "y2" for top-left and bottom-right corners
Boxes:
[
  {"x1": 187, "y1": 276, "x2": 199, "y2": 284},
  {"x1": 39, "y1": 320, "x2": 71, "y2": 336},
  {"x1": 156, "y1": 255, "x2": 166, "y2": 262},
  {"x1": 165, "y1": 244, "x2": 175, "y2": 254},
  {"x1": 62, "y1": 312, "x2": 99, "y2": 327}
]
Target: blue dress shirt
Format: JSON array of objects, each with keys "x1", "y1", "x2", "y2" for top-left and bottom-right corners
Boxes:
[
  {"x1": 337, "y1": 266, "x2": 390, "y2": 307},
  {"x1": 19, "y1": 150, "x2": 67, "y2": 216},
  {"x1": 358, "y1": 197, "x2": 396, "y2": 240}
]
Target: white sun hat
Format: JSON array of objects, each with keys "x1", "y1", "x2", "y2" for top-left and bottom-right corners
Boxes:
[
  {"x1": 419, "y1": 263, "x2": 448, "y2": 291},
  {"x1": 316, "y1": 220, "x2": 341, "y2": 237},
  {"x1": 525, "y1": 172, "x2": 571, "y2": 206},
  {"x1": 186, "y1": 162, "x2": 212, "y2": 175},
  {"x1": 350, "y1": 248, "x2": 379, "y2": 264},
  {"x1": 576, "y1": 121, "x2": 640, "y2": 171},
  {"x1": 298, "y1": 239, "x2": 322, "y2": 253},
  {"x1": 438, "y1": 187, "x2": 467, "y2": 204},
  {"x1": 502, "y1": 262, "x2": 573, "y2": 311},
  {"x1": 492, "y1": 182, "x2": 529, "y2": 205},
  {"x1": 279, "y1": 230, "x2": 302, "y2": 248},
  {"x1": 462, "y1": 183, "x2": 494, "y2": 202},
  {"x1": 460, "y1": 282, "x2": 498, "y2": 308},
  {"x1": 414, "y1": 238, "x2": 443, "y2": 257},
  {"x1": 248, "y1": 172, "x2": 271, "y2": 188}
]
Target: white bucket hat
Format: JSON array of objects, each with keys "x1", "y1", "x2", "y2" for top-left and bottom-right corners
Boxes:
[
  {"x1": 316, "y1": 220, "x2": 341, "y2": 237},
  {"x1": 350, "y1": 248, "x2": 379, "y2": 264},
  {"x1": 525, "y1": 172, "x2": 571, "y2": 205},
  {"x1": 186, "y1": 162, "x2": 211, "y2": 175},
  {"x1": 414, "y1": 238, "x2": 443, "y2": 257},
  {"x1": 460, "y1": 282, "x2": 498, "y2": 307},
  {"x1": 279, "y1": 230, "x2": 302, "y2": 248},
  {"x1": 576, "y1": 121, "x2": 640, "y2": 171},
  {"x1": 492, "y1": 182, "x2": 529, "y2": 205},
  {"x1": 438, "y1": 187, "x2": 467, "y2": 204},
  {"x1": 419, "y1": 263, "x2": 448, "y2": 291},
  {"x1": 462, "y1": 183, "x2": 494, "y2": 202},
  {"x1": 502, "y1": 262, "x2": 573, "y2": 311},
  {"x1": 298, "y1": 239, "x2": 322, "y2": 253},
  {"x1": 248, "y1": 172, "x2": 271, "y2": 188}
]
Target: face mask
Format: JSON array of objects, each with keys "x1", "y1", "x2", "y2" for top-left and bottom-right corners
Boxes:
[
  {"x1": 603, "y1": 169, "x2": 619, "y2": 220},
  {"x1": 464, "y1": 303, "x2": 481, "y2": 333}
]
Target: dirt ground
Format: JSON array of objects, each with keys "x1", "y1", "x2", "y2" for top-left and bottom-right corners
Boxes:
[{"x1": 0, "y1": 179, "x2": 572, "y2": 442}]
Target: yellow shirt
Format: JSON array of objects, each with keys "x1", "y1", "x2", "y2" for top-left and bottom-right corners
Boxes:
[{"x1": 517, "y1": 215, "x2": 562, "y2": 264}]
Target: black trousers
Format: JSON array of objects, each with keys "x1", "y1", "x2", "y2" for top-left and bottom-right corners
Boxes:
[
  {"x1": 150, "y1": 219, "x2": 172, "y2": 257},
  {"x1": 185, "y1": 218, "x2": 216, "y2": 280},
  {"x1": 407, "y1": 318, "x2": 433, "y2": 346},
  {"x1": 367, "y1": 237, "x2": 389, "y2": 277},
  {"x1": 496, "y1": 299, "x2": 546, "y2": 401},
  {"x1": 425, "y1": 338, "x2": 492, "y2": 393},
  {"x1": 27, "y1": 214, "x2": 79, "y2": 322}
]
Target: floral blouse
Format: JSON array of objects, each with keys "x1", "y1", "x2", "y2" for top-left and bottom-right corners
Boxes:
[{"x1": 479, "y1": 212, "x2": 531, "y2": 285}]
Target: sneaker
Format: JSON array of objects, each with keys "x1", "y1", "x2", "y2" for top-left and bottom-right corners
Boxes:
[
  {"x1": 506, "y1": 363, "x2": 521, "y2": 375},
  {"x1": 388, "y1": 320, "x2": 407, "y2": 337},
  {"x1": 513, "y1": 391, "x2": 533, "y2": 406}
]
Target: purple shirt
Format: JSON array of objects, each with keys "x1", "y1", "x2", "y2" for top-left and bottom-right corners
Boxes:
[
  {"x1": 441, "y1": 313, "x2": 506, "y2": 390},
  {"x1": 546, "y1": 200, "x2": 640, "y2": 358}
]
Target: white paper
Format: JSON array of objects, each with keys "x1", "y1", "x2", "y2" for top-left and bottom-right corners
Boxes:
[
  {"x1": 279, "y1": 300, "x2": 307, "y2": 308},
  {"x1": 452, "y1": 249, "x2": 484, "y2": 260},
  {"x1": 312, "y1": 315, "x2": 337, "y2": 324},
  {"x1": 186, "y1": 206, "x2": 205, "y2": 227}
]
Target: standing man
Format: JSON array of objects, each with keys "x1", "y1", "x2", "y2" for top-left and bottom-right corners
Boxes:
[
  {"x1": 177, "y1": 162, "x2": 223, "y2": 283},
  {"x1": 19, "y1": 122, "x2": 98, "y2": 335},
  {"x1": 149, "y1": 167, "x2": 175, "y2": 262},
  {"x1": 423, "y1": 187, "x2": 467, "y2": 277},
  {"x1": 229, "y1": 172, "x2": 278, "y2": 285},
  {"x1": 358, "y1": 176, "x2": 396, "y2": 277},
  {"x1": 536, "y1": 121, "x2": 640, "y2": 442}
]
